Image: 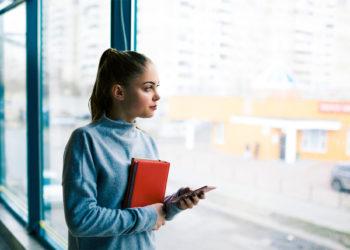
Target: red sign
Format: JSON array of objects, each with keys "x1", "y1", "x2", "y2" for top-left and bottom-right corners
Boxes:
[{"x1": 319, "y1": 102, "x2": 350, "y2": 114}]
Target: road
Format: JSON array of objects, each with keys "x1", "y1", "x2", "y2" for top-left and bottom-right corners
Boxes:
[{"x1": 156, "y1": 203, "x2": 330, "y2": 250}]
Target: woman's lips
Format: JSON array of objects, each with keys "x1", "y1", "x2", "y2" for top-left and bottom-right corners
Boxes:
[{"x1": 150, "y1": 105, "x2": 157, "y2": 110}]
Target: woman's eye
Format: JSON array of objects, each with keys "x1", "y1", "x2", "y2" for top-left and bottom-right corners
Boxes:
[{"x1": 144, "y1": 84, "x2": 159, "y2": 92}]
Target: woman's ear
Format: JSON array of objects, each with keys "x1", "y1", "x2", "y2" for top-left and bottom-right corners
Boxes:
[{"x1": 111, "y1": 84, "x2": 125, "y2": 101}]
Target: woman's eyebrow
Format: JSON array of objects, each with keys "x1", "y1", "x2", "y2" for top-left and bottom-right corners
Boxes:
[{"x1": 142, "y1": 81, "x2": 160, "y2": 85}]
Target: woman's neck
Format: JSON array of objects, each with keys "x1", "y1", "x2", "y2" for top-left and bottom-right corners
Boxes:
[{"x1": 106, "y1": 108, "x2": 135, "y2": 123}]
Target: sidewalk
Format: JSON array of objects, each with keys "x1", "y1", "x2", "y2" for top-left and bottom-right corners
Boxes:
[
  {"x1": 159, "y1": 142, "x2": 350, "y2": 249},
  {"x1": 220, "y1": 181, "x2": 350, "y2": 234}
]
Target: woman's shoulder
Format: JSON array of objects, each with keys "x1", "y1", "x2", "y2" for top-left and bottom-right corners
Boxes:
[
  {"x1": 69, "y1": 121, "x2": 100, "y2": 139},
  {"x1": 65, "y1": 123, "x2": 101, "y2": 151}
]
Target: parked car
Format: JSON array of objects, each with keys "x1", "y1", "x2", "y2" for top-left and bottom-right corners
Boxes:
[{"x1": 331, "y1": 165, "x2": 350, "y2": 192}]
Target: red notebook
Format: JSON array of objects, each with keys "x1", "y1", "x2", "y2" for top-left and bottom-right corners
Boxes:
[{"x1": 123, "y1": 158, "x2": 170, "y2": 208}]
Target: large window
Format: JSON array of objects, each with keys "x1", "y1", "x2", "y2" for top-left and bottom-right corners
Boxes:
[
  {"x1": 41, "y1": 0, "x2": 110, "y2": 243},
  {"x1": 137, "y1": 1, "x2": 350, "y2": 249},
  {"x1": 0, "y1": 3, "x2": 27, "y2": 217},
  {"x1": 1, "y1": 1, "x2": 350, "y2": 249}
]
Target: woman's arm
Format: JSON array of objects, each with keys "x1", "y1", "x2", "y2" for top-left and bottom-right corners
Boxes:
[
  {"x1": 63, "y1": 180, "x2": 158, "y2": 237},
  {"x1": 62, "y1": 129, "x2": 158, "y2": 237}
]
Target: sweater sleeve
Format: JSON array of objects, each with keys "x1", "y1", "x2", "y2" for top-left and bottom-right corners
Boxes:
[
  {"x1": 164, "y1": 194, "x2": 183, "y2": 221},
  {"x1": 62, "y1": 129, "x2": 157, "y2": 237}
]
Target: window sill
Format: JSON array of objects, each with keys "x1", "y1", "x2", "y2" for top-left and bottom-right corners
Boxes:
[{"x1": 0, "y1": 202, "x2": 47, "y2": 250}]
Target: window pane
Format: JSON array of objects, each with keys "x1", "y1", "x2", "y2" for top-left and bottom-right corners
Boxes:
[
  {"x1": 41, "y1": 0, "x2": 110, "y2": 243},
  {"x1": 137, "y1": 1, "x2": 350, "y2": 249},
  {"x1": 302, "y1": 130, "x2": 327, "y2": 153},
  {"x1": 0, "y1": 3, "x2": 27, "y2": 215}
]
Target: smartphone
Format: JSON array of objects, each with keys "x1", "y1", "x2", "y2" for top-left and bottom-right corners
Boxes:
[{"x1": 171, "y1": 185, "x2": 216, "y2": 203}]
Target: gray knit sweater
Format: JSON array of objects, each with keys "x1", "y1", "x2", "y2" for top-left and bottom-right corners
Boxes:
[{"x1": 62, "y1": 115, "x2": 181, "y2": 250}]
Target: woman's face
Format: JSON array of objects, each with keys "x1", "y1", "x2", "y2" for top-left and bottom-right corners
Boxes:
[{"x1": 122, "y1": 62, "x2": 160, "y2": 120}]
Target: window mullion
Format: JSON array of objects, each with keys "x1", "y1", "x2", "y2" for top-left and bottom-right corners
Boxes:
[
  {"x1": 26, "y1": 0, "x2": 43, "y2": 234},
  {"x1": 111, "y1": 0, "x2": 133, "y2": 50}
]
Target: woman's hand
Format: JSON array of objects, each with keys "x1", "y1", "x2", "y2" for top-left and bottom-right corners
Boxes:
[
  {"x1": 151, "y1": 203, "x2": 166, "y2": 230},
  {"x1": 175, "y1": 187, "x2": 206, "y2": 210}
]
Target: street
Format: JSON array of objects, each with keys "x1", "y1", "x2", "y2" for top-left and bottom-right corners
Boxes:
[{"x1": 156, "y1": 201, "x2": 330, "y2": 250}]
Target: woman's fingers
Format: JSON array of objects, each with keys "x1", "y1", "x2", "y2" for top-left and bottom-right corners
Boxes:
[
  {"x1": 176, "y1": 189, "x2": 206, "y2": 210},
  {"x1": 179, "y1": 197, "x2": 194, "y2": 209},
  {"x1": 185, "y1": 197, "x2": 194, "y2": 208},
  {"x1": 178, "y1": 199, "x2": 186, "y2": 210},
  {"x1": 198, "y1": 191, "x2": 206, "y2": 199},
  {"x1": 153, "y1": 219, "x2": 166, "y2": 230},
  {"x1": 179, "y1": 198, "x2": 192, "y2": 209},
  {"x1": 178, "y1": 187, "x2": 191, "y2": 196},
  {"x1": 190, "y1": 194, "x2": 199, "y2": 205}
]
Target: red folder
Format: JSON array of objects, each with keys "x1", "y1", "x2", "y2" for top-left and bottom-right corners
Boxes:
[{"x1": 123, "y1": 158, "x2": 170, "y2": 208}]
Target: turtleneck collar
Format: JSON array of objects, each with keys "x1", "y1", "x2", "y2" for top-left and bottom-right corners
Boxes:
[{"x1": 99, "y1": 113, "x2": 136, "y2": 129}]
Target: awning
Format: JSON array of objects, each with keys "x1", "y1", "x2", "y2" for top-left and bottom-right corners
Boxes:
[{"x1": 230, "y1": 116, "x2": 341, "y2": 131}]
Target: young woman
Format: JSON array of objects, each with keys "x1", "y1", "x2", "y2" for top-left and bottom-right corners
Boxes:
[{"x1": 62, "y1": 48, "x2": 205, "y2": 250}]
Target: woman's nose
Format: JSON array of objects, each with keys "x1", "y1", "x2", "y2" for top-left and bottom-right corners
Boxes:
[{"x1": 153, "y1": 90, "x2": 160, "y2": 101}]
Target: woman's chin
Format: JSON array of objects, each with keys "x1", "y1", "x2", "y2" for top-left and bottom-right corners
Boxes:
[{"x1": 139, "y1": 112, "x2": 155, "y2": 119}]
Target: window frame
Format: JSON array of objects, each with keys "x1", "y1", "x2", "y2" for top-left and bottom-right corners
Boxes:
[{"x1": 0, "y1": 0, "x2": 136, "y2": 249}]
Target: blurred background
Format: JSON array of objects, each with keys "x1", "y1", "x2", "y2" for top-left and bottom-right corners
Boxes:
[{"x1": 1, "y1": 0, "x2": 350, "y2": 249}]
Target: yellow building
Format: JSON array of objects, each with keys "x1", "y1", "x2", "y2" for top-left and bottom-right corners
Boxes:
[{"x1": 168, "y1": 96, "x2": 350, "y2": 163}]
